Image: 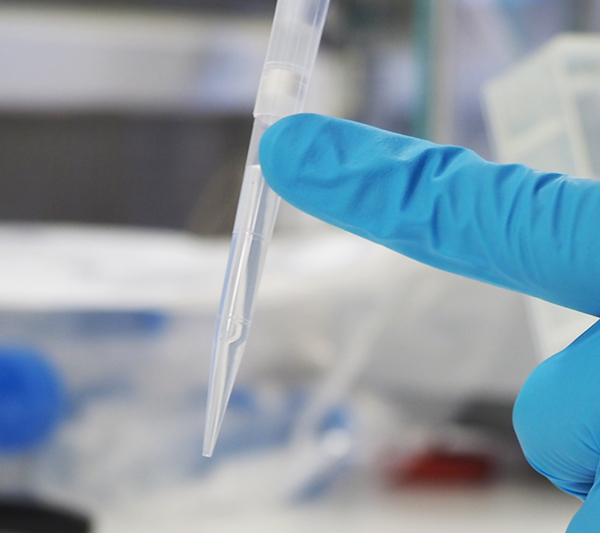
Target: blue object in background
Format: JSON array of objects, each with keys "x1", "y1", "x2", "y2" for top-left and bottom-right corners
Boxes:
[
  {"x1": 73, "y1": 311, "x2": 168, "y2": 338},
  {"x1": 210, "y1": 386, "x2": 304, "y2": 458},
  {"x1": 0, "y1": 346, "x2": 64, "y2": 453}
]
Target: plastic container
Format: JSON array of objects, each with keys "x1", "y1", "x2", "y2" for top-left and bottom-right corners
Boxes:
[{"x1": 484, "y1": 34, "x2": 600, "y2": 360}]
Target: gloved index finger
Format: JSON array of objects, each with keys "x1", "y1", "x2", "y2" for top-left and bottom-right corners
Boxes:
[{"x1": 259, "y1": 113, "x2": 600, "y2": 316}]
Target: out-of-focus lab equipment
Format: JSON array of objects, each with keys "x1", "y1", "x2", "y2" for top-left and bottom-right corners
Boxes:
[
  {"x1": 204, "y1": 0, "x2": 331, "y2": 458},
  {"x1": 0, "y1": 0, "x2": 593, "y2": 531},
  {"x1": 485, "y1": 34, "x2": 600, "y2": 362}
]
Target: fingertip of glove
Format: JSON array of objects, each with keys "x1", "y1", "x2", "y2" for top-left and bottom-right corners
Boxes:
[{"x1": 259, "y1": 113, "x2": 327, "y2": 195}]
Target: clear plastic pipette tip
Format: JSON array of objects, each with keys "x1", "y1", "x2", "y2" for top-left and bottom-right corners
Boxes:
[
  {"x1": 202, "y1": 0, "x2": 330, "y2": 457},
  {"x1": 203, "y1": 316, "x2": 249, "y2": 457}
]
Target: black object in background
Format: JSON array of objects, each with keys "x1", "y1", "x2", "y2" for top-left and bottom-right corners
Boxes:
[
  {"x1": 0, "y1": 113, "x2": 252, "y2": 236},
  {"x1": 12, "y1": 0, "x2": 278, "y2": 13},
  {"x1": 0, "y1": 500, "x2": 91, "y2": 533}
]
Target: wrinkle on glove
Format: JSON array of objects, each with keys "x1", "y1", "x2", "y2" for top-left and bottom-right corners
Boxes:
[
  {"x1": 259, "y1": 113, "x2": 600, "y2": 316},
  {"x1": 259, "y1": 113, "x2": 600, "y2": 532}
]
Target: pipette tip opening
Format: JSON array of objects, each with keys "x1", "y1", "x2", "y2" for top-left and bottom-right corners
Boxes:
[
  {"x1": 202, "y1": 404, "x2": 222, "y2": 457},
  {"x1": 202, "y1": 439, "x2": 216, "y2": 458}
]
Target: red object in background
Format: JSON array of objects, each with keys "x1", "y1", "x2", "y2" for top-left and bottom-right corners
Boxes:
[{"x1": 387, "y1": 449, "x2": 496, "y2": 487}]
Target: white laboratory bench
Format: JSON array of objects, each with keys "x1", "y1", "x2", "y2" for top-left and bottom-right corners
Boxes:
[{"x1": 98, "y1": 480, "x2": 581, "y2": 533}]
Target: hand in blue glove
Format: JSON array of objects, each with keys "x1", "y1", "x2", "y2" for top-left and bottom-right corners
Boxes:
[{"x1": 259, "y1": 113, "x2": 600, "y2": 531}]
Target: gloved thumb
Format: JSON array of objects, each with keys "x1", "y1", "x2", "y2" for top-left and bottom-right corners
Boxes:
[
  {"x1": 513, "y1": 320, "x2": 600, "y2": 526},
  {"x1": 567, "y1": 480, "x2": 600, "y2": 532}
]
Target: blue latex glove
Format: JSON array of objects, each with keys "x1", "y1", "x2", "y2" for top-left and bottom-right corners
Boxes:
[{"x1": 259, "y1": 113, "x2": 600, "y2": 531}]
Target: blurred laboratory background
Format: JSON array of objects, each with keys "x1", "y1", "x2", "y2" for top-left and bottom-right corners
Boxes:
[{"x1": 0, "y1": 0, "x2": 597, "y2": 531}]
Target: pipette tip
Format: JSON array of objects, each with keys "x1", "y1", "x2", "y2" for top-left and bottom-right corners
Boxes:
[
  {"x1": 202, "y1": 381, "x2": 226, "y2": 458},
  {"x1": 202, "y1": 437, "x2": 216, "y2": 458},
  {"x1": 203, "y1": 319, "x2": 248, "y2": 458},
  {"x1": 202, "y1": 402, "x2": 223, "y2": 457}
]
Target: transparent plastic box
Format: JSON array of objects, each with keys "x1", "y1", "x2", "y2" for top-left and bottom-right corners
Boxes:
[{"x1": 484, "y1": 34, "x2": 600, "y2": 360}]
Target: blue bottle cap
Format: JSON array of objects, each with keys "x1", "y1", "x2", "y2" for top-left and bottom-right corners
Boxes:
[{"x1": 0, "y1": 346, "x2": 64, "y2": 453}]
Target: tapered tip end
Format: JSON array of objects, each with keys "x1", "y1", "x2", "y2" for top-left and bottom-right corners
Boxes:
[
  {"x1": 203, "y1": 316, "x2": 250, "y2": 459},
  {"x1": 202, "y1": 434, "x2": 217, "y2": 457}
]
